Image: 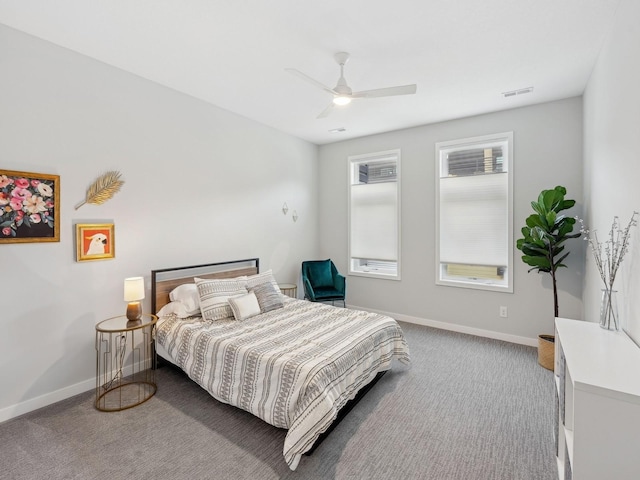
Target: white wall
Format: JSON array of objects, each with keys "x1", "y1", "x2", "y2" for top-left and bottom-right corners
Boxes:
[
  {"x1": 583, "y1": 0, "x2": 640, "y2": 345},
  {"x1": 0, "y1": 25, "x2": 318, "y2": 420},
  {"x1": 318, "y1": 98, "x2": 584, "y2": 342}
]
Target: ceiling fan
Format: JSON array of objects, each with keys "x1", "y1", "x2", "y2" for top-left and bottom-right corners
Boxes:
[{"x1": 286, "y1": 52, "x2": 417, "y2": 118}]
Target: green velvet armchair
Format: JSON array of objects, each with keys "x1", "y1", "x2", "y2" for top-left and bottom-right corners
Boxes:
[{"x1": 301, "y1": 259, "x2": 346, "y2": 307}]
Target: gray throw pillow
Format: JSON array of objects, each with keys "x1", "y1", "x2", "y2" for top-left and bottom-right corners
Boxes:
[{"x1": 251, "y1": 281, "x2": 284, "y2": 313}]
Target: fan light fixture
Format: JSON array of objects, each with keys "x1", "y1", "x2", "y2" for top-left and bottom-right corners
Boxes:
[
  {"x1": 286, "y1": 52, "x2": 417, "y2": 119},
  {"x1": 333, "y1": 95, "x2": 351, "y2": 106}
]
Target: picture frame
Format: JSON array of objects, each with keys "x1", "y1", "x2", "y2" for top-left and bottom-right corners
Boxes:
[
  {"x1": 76, "y1": 223, "x2": 115, "y2": 261},
  {"x1": 0, "y1": 169, "x2": 60, "y2": 244}
]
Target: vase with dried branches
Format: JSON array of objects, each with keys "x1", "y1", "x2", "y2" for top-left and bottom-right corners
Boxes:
[{"x1": 577, "y1": 212, "x2": 638, "y2": 330}]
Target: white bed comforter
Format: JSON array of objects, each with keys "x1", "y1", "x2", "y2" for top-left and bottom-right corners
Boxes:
[{"x1": 156, "y1": 298, "x2": 410, "y2": 470}]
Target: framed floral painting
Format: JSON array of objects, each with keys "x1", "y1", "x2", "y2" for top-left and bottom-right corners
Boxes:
[
  {"x1": 76, "y1": 223, "x2": 115, "y2": 262},
  {"x1": 0, "y1": 169, "x2": 60, "y2": 243}
]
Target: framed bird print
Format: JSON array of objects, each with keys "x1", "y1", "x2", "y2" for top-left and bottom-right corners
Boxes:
[
  {"x1": 0, "y1": 169, "x2": 60, "y2": 244},
  {"x1": 76, "y1": 223, "x2": 115, "y2": 261}
]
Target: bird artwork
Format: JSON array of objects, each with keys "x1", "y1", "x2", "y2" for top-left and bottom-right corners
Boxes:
[
  {"x1": 76, "y1": 223, "x2": 114, "y2": 261},
  {"x1": 85, "y1": 233, "x2": 108, "y2": 255}
]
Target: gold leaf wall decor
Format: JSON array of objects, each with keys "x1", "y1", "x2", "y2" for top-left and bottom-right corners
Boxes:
[{"x1": 75, "y1": 171, "x2": 125, "y2": 210}]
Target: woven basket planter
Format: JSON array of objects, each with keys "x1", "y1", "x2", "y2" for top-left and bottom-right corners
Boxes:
[{"x1": 537, "y1": 334, "x2": 555, "y2": 371}]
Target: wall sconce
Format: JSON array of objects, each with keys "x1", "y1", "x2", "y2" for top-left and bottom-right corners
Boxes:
[
  {"x1": 292, "y1": 210, "x2": 298, "y2": 222},
  {"x1": 282, "y1": 202, "x2": 289, "y2": 215},
  {"x1": 124, "y1": 276, "x2": 145, "y2": 325}
]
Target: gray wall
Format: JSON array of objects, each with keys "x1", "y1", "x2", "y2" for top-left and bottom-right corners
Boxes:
[
  {"x1": 318, "y1": 98, "x2": 584, "y2": 342},
  {"x1": 583, "y1": 0, "x2": 640, "y2": 344},
  {"x1": 0, "y1": 25, "x2": 318, "y2": 419}
]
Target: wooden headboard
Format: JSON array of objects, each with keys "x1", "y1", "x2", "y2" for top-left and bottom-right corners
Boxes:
[{"x1": 151, "y1": 258, "x2": 259, "y2": 313}]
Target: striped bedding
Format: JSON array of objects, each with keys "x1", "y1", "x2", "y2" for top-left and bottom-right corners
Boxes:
[{"x1": 156, "y1": 297, "x2": 410, "y2": 470}]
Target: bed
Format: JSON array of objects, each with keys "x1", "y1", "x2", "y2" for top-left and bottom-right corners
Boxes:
[{"x1": 151, "y1": 258, "x2": 410, "y2": 470}]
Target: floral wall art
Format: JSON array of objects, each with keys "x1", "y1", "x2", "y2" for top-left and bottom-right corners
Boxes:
[{"x1": 0, "y1": 169, "x2": 60, "y2": 243}]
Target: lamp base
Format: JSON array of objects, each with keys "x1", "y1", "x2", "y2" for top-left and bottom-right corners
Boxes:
[{"x1": 126, "y1": 302, "x2": 142, "y2": 325}]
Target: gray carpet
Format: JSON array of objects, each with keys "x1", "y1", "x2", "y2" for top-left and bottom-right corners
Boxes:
[{"x1": 0, "y1": 322, "x2": 557, "y2": 480}]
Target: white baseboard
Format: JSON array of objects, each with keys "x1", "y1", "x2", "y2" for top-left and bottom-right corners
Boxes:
[
  {"x1": 0, "y1": 376, "x2": 94, "y2": 424},
  {"x1": 0, "y1": 360, "x2": 152, "y2": 424},
  {"x1": 347, "y1": 303, "x2": 538, "y2": 347},
  {"x1": 1, "y1": 310, "x2": 537, "y2": 424}
]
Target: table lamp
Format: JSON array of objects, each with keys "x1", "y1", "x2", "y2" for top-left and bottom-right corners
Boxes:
[{"x1": 124, "y1": 276, "x2": 145, "y2": 325}]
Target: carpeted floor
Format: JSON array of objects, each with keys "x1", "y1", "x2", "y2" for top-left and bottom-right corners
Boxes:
[{"x1": 0, "y1": 322, "x2": 557, "y2": 480}]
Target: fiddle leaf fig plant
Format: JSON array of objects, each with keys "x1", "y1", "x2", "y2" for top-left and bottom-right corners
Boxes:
[{"x1": 516, "y1": 186, "x2": 580, "y2": 317}]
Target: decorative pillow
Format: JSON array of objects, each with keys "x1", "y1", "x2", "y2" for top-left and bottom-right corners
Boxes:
[
  {"x1": 195, "y1": 277, "x2": 248, "y2": 321},
  {"x1": 228, "y1": 291, "x2": 262, "y2": 321},
  {"x1": 250, "y1": 281, "x2": 284, "y2": 313},
  {"x1": 168, "y1": 283, "x2": 200, "y2": 316},
  {"x1": 157, "y1": 301, "x2": 192, "y2": 319},
  {"x1": 307, "y1": 260, "x2": 333, "y2": 287},
  {"x1": 246, "y1": 269, "x2": 280, "y2": 291}
]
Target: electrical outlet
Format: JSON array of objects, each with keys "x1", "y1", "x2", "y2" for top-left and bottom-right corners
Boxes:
[{"x1": 499, "y1": 306, "x2": 508, "y2": 318}]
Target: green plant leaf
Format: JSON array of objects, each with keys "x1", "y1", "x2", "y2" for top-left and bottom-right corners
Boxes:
[
  {"x1": 546, "y1": 211, "x2": 557, "y2": 226},
  {"x1": 542, "y1": 189, "x2": 559, "y2": 211},
  {"x1": 531, "y1": 201, "x2": 545, "y2": 216},
  {"x1": 521, "y1": 244, "x2": 549, "y2": 256},
  {"x1": 522, "y1": 255, "x2": 551, "y2": 269},
  {"x1": 526, "y1": 215, "x2": 545, "y2": 229},
  {"x1": 554, "y1": 185, "x2": 567, "y2": 196}
]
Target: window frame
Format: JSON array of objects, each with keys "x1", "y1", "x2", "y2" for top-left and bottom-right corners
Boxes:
[
  {"x1": 348, "y1": 149, "x2": 401, "y2": 280},
  {"x1": 435, "y1": 132, "x2": 514, "y2": 293}
]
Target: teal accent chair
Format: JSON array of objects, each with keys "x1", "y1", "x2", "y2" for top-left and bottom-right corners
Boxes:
[{"x1": 301, "y1": 259, "x2": 346, "y2": 307}]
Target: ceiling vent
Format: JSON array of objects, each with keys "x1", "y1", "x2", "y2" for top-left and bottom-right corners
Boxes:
[{"x1": 502, "y1": 86, "x2": 534, "y2": 98}]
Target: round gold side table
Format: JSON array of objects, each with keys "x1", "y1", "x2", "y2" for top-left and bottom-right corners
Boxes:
[
  {"x1": 279, "y1": 283, "x2": 298, "y2": 298},
  {"x1": 95, "y1": 313, "x2": 157, "y2": 411}
]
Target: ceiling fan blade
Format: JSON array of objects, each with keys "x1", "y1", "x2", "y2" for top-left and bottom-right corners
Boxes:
[
  {"x1": 285, "y1": 68, "x2": 337, "y2": 96},
  {"x1": 316, "y1": 103, "x2": 335, "y2": 119},
  {"x1": 351, "y1": 84, "x2": 417, "y2": 99}
]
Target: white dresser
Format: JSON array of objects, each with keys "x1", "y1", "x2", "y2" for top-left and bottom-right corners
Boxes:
[{"x1": 554, "y1": 317, "x2": 640, "y2": 480}]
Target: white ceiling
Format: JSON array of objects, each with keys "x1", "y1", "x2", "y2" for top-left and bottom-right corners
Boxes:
[{"x1": 0, "y1": 0, "x2": 621, "y2": 145}]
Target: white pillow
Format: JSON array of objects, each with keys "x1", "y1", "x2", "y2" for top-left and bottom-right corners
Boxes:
[
  {"x1": 195, "y1": 277, "x2": 248, "y2": 321},
  {"x1": 228, "y1": 291, "x2": 262, "y2": 321},
  {"x1": 157, "y1": 301, "x2": 192, "y2": 319},
  {"x1": 246, "y1": 269, "x2": 280, "y2": 291},
  {"x1": 168, "y1": 283, "x2": 200, "y2": 316}
]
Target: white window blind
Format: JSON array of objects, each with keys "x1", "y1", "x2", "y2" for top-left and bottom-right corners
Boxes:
[
  {"x1": 348, "y1": 149, "x2": 400, "y2": 279},
  {"x1": 439, "y1": 173, "x2": 508, "y2": 266},
  {"x1": 350, "y1": 182, "x2": 398, "y2": 261},
  {"x1": 435, "y1": 132, "x2": 513, "y2": 292}
]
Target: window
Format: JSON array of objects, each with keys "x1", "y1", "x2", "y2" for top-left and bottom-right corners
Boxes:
[
  {"x1": 436, "y1": 132, "x2": 513, "y2": 292},
  {"x1": 348, "y1": 149, "x2": 401, "y2": 279}
]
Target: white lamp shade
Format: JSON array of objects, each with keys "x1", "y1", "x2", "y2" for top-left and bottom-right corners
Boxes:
[{"x1": 124, "y1": 277, "x2": 145, "y2": 302}]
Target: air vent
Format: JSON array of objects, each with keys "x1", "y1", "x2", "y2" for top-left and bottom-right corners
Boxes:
[{"x1": 502, "y1": 86, "x2": 533, "y2": 98}]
